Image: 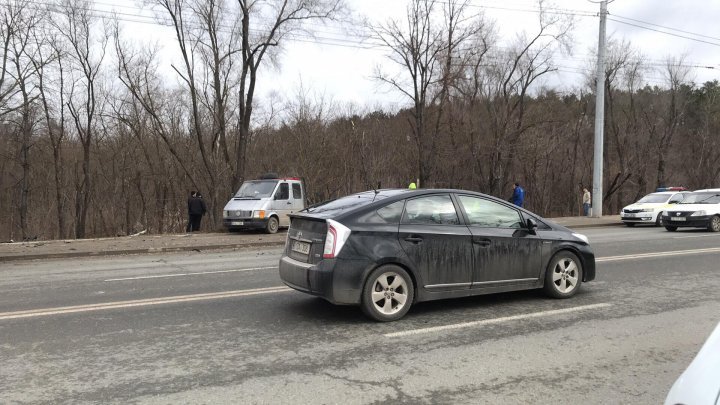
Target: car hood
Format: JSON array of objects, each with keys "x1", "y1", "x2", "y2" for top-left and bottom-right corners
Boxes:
[
  {"x1": 669, "y1": 204, "x2": 714, "y2": 213},
  {"x1": 665, "y1": 321, "x2": 720, "y2": 405},
  {"x1": 223, "y1": 198, "x2": 268, "y2": 211},
  {"x1": 623, "y1": 203, "x2": 667, "y2": 211}
]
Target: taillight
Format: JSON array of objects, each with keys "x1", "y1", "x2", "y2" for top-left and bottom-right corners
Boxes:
[{"x1": 323, "y1": 219, "x2": 351, "y2": 259}]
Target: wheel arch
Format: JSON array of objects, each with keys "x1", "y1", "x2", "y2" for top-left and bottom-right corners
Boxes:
[
  {"x1": 361, "y1": 259, "x2": 420, "y2": 303},
  {"x1": 547, "y1": 245, "x2": 589, "y2": 282}
]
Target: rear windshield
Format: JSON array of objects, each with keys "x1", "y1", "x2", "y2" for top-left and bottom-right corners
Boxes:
[
  {"x1": 680, "y1": 192, "x2": 720, "y2": 204},
  {"x1": 234, "y1": 180, "x2": 277, "y2": 198},
  {"x1": 636, "y1": 193, "x2": 668, "y2": 203},
  {"x1": 304, "y1": 191, "x2": 394, "y2": 217}
]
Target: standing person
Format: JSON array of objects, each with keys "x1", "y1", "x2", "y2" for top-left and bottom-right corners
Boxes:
[
  {"x1": 582, "y1": 187, "x2": 592, "y2": 217},
  {"x1": 510, "y1": 182, "x2": 525, "y2": 207},
  {"x1": 188, "y1": 191, "x2": 207, "y2": 232},
  {"x1": 186, "y1": 191, "x2": 196, "y2": 232}
]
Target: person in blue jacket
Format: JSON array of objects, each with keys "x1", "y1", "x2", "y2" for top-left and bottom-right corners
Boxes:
[{"x1": 510, "y1": 182, "x2": 525, "y2": 207}]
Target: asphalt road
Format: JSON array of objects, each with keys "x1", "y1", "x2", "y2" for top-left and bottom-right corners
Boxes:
[{"x1": 1, "y1": 226, "x2": 719, "y2": 404}]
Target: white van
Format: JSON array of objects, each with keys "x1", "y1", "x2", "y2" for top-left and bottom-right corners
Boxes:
[{"x1": 222, "y1": 177, "x2": 305, "y2": 233}]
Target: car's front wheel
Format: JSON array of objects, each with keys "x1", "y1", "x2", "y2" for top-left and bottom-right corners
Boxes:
[
  {"x1": 361, "y1": 265, "x2": 414, "y2": 322},
  {"x1": 265, "y1": 216, "x2": 279, "y2": 234},
  {"x1": 544, "y1": 251, "x2": 583, "y2": 299},
  {"x1": 708, "y1": 215, "x2": 720, "y2": 232},
  {"x1": 655, "y1": 212, "x2": 663, "y2": 227}
]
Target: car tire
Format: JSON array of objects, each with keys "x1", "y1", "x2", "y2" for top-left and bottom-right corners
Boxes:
[
  {"x1": 543, "y1": 251, "x2": 583, "y2": 299},
  {"x1": 665, "y1": 226, "x2": 678, "y2": 232},
  {"x1": 708, "y1": 215, "x2": 720, "y2": 232},
  {"x1": 265, "y1": 216, "x2": 279, "y2": 234},
  {"x1": 361, "y1": 265, "x2": 414, "y2": 322},
  {"x1": 625, "y1": 222, "x2": 635, "y2": 227},
  {"x1": 655, "y1": 212, "x2": 663, "y2": 227}
]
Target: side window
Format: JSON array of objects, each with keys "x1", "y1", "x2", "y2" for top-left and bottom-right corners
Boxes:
[
  {"x1": 669, "y1": 193, "x2": 683, "y2": 203},
  {"x1": 458, "y1": 195, "x2": 523, "y2": 228},
  {"x1": 376, "y1": 200, "x2": 405, "y2": 223},
  {"x1": 292, "y1": 183, "x2": 302, "y2": 200},
  {"x1": 275, "y1": 183, "x2": 289, "y2": 200},
  {"x1": 401, "y1": 195, "x2": 459, "y2": 225}
]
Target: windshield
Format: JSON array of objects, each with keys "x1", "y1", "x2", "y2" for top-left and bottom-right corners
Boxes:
[
  {"x1": 680, "y1": 192, "x2": 720, "y2": 204},
  {"x1": 234, "y1": 180, "x2": 278, "y2": 199},
  {"x1": 636, "y1": 193, "x2": 669, "y2": 204}
]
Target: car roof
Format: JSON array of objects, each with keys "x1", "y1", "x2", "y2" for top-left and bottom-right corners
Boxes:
[{"x1": 694, "y1": 188, "x2": 720, "y2": 192}]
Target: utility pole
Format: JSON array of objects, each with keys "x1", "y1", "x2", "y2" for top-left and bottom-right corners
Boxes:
[{"x1": 591, "y1": 0, "x2": 608, "y2": 218}]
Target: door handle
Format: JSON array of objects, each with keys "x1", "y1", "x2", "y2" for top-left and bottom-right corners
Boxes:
[
  {"x1": 473, "y1": 238, "x2": 491, "y2": 247},
  {"x1": 404, "y1": 236, "x2": 423, "y2": 244},
  {"x1": 286, "y1": 201, "x2": 292, "y2": 204}
]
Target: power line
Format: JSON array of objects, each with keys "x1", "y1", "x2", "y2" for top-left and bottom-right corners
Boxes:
[
  {"x1": 608, "y1": 18, "x2": 720, "y2": 48},
  {"x1": 611, "y1": 13, "x2": 720, "y2": 43}
]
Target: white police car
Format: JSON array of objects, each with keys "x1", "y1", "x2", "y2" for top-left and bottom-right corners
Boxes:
[
  {"x1": 662, "y1": 189, "x2": 720, "y2": 232},
  {"x1": 621, "y1": 189, "x2": 688, "y2": 227}
]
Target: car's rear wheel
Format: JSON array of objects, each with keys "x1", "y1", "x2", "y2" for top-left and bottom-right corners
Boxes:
[
  {"x1": 708, "y1": 215, "x2": 720, "y2": 232},
  {"x1": 544, "y1": 251, "x2": 583, "y2": 299},
  {"x1": 361, "y1": 265, "x2": 414, "y2": 322},
  {"x1": 265, "y1": 216, "x2": 279, "y2": 234},
  {"x1": 625, "y1": 222, "x2": 635, "y2": 227},
  {"x1": 665, "y1": 226, "x2": 678, "y2": 232},
  {"x1": 655, "y1": 212, "x2": 663, "y2": 227}
]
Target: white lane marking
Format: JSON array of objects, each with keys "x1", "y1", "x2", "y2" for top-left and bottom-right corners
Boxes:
[
  {"x1": 673, "y1": 234, "x2": 720, "y2": 239},
  {"x1": 104, "y1": 266, "x2": 278, "y2": 282},
  {"x1": 597, "y1": 247, "x2": 720, "y2": 262},
  {"x1": 0, "y1": 286, "x2": 291, "y2": 321},
  {"x1": 385, "y1": 303, "x2": 611, "y2": 338}
]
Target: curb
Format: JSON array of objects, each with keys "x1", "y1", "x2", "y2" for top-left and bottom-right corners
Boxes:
[{"x1": 0, "y1": 241, "x2": 285, "y2": 263}]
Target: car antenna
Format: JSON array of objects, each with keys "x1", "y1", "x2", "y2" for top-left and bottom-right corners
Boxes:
[{"x1": 372, "y1": 181, "x2": 381, "y2": 202}]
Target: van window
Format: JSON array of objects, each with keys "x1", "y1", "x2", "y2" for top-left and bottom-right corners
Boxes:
[
  {"x1": 292, "y1": 183, "x2": 302, "y2": 200},
  {"x1": 276, "y1": 183, "x2": 289, "y2": 200}
]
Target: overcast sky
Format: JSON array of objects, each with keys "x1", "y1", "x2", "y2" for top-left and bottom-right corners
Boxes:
[{"x1": 109, "y1": 0, "x2": 720, "y2": 111}]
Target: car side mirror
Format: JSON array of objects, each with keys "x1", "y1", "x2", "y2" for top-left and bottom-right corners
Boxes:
[{"x1": 526, "y1": 218, "x2": 538, "y2": 232}]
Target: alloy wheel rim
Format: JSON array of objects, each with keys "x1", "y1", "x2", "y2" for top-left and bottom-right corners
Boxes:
[
  {"x1": 371, "y1": 272, "x2": 408, "y2": 315},
  {"x1": 713, "y1": 217, "x2": 720, "y2": 231},
  {"x1": 552, "y1": 258, "x2": 578, "y2": 293}
]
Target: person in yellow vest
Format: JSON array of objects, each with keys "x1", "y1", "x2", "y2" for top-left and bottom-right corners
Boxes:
[{"x1": 408, "y1": 182, "x2": 417, "y2": 189}]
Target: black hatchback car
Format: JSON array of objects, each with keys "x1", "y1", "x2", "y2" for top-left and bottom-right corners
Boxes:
[{"x1": 279, "y1": 189, "x2": 595, "y2": 321}]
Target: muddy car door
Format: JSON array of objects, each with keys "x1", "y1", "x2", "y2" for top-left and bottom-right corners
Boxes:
[
  {"x1": 398, "y1": 194, "x2": 473, "y2": 290},
  {"x1": 455, "y1": 195, "x2": 543, "y2": 286}
]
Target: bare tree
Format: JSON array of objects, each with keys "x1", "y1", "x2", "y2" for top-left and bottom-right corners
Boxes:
[
  {"x1": 53, "y1": 0, "x2": 108, "y2": 238},
  {"x1": 372, "y1": 0, "x2": 486, "y2": 186}
]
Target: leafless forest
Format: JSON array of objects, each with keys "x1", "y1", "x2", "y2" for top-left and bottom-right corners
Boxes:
[{"x1": 1, "y1": 0, "x2": 719, "y2": 241}]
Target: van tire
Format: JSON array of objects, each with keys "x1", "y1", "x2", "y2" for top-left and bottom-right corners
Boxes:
[{"x1": 265, "y1": 217, "x2": 279, "y2": 234}]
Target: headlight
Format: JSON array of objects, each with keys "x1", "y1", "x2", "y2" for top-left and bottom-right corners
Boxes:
[
  {"x1": 253, "y1": 210, "x2": 266, "y2": 219},
  {"x1": 691, "y1": 210, "x2": 707, "y2": 216},
  {"x1": 572, "y1": 233, "x2": 589, "y2": 244},
  {"x1": 639, "y1": 208, "x2": 653, "y2": 213},
  {"x1": 223, "y1": 210, "x2": 229, "y2": 218}
]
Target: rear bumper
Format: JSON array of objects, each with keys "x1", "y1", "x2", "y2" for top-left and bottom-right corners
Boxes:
[
  {"x1": 662, "y1": 215, "x2": 711, "y2": 228},
  {"x1": 278, "y1": 255, "x2": 369, "y2": 305}
]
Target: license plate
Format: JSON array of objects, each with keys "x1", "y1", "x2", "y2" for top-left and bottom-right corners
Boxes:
[
  {"x1": 292, "y1": 241, "x2": 311, "y2": 255},
  {"x1": 231, "y1": 221, "x2": 244, "y2": 226},
  {"x1": 670, "y1": 217, "x2": 686, "y2": 221},
  {"x1": 624, "y1": 213, "x2": 636, "y2": 218}
]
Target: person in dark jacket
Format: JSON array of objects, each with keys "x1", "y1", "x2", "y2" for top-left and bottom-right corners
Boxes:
[
  {"x1": 510, "y1": 182, "x2": 525, "y2": 207},
  {"x1": 187, "y1": 191, "x2": 207, "y2": 232},
  {"x1": 186, "y1": 191, "x2": 197, "y2": 232}
]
